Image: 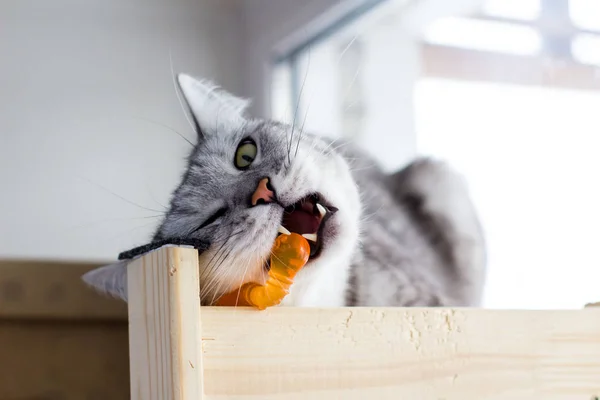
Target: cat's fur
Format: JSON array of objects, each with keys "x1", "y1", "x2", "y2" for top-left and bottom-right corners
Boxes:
[{"x1": 83, "y1": 74, "x2": 486, "y2": 307}]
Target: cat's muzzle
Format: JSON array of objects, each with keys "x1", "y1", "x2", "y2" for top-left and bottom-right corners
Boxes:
[{"x1": 279, "y1": 193, "x2": 338, "y2": 259}]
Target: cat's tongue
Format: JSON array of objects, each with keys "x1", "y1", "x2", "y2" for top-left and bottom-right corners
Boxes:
[{"x1": 282, "y1": 209, "x2": 320, "y2": 235}]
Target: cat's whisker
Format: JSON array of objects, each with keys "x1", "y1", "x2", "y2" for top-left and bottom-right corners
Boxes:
[
  {"x1": 202, "y1": 229, "x2": 242, "y2": 279},
  {"x1": 288, "y1": 45, "x2": 311, "y2": 166},
  {"x1": 269, "y1": 250, "x2": 287, "y2": 268},
  {"x1": 318, "y1": 137, "x2": 346, "y2": 159},
  {"x1": 144, "y1": 186, "x2": 170, "y2": 211},
  {"x1": 208, "y1": 245, "x2": 239, "y2": 305},
  {"x1": 205, "y1": 269, "x2": 230, "y2": 305},
  {"x1": 200, "y1": 274, "x2": 218, "y2": 304},
  {"x1": 336, "y1": 34, "x2": 364, "y2": 121},
  {"x1": 268, "y1": 250, "x2": 292, "y2": 292},
  {"x1": 232, "y1": 260, "x2": 249, "y2": 308},
  {"x1": 337, "y1": 34, "x2": 359, "y2": 64},
  {"x1": 292, "y1": 135, "x2": 313, "y2": 166},
  {"x1": 132, "y1": 116, "x2": 194, "y2": 147},
  {"x1": 77, "y1": 176, "x2": 167, "y2": 214},
  {"x1": 201, "y1": 228, "x2": 247, "y2": 302},
  {"x1": 348, "y1": 165, "x2": 377, "y2": 173},
  {"x1": 325, "y1": 140, "x2": 355, "y2": 157},
  {"x1": 358, "y1": 208, "x2": 382, "y2": 224},
  {"x1": 233, "y1": 254, "x2": 257, "y2": 308},
  {"x1": 294, "y1": 98, "x2": 311, "y2": 159},
  {"x1": 201, "y1": 237, "x2": 238, "y2": 300},
  {"x1": 268, "y1": 251, "x2": 288, "y2": 292}
]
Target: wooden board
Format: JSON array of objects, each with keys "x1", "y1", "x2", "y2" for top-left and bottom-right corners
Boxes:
[
  {"x1": 0, "y1": 259, "x2": 127, "y2": 320},
  {"x1": 125, "y1": 245, "x2": 600, "y2": 400},
  {"x1": 0, "y1": 259, "x2": 130, "y2": 399},
  {"x1": 127, "y1": 246, "x2": 203, "y2": 400},
  {"x1": 199, "y1": 307, "x2": 600, "y2": 399},
  {"x1": 0, "y1": 320, "x2": 129, "y2": 400}
]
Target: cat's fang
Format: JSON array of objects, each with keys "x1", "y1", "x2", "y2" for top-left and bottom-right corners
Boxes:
[
  {"x1": 302, "y1": 233, "x2": 318, "y2": 242},
  {"x1": 278, "y1": 225, "x2": 291, "y2": 235},
  {"x1": 316, "y1": 203, "x2": 326, "y2": 218}
]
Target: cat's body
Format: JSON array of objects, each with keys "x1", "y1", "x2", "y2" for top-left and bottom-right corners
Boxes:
[
  {"x1": 84, "y1": 74, "x2": 486, "y2": 307},
  {"x1": 342, "y1": 144, "x2": 486, "y2": 306}
]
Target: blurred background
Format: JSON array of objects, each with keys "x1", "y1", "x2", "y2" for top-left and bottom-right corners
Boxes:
[
  {"x1": 267, "y1": 0, "x2": 600, "y2": 311},
  {"x1": 3, "y1": 0, "x2": 600, "y2": 307},
  {"x1": 2, "y1": 1, "x2": 600, "y2": 395}
]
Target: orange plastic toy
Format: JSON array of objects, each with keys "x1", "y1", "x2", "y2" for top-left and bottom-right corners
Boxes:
[{"x1": 215, "y1": 232, "x2": 310, "y2": 310}]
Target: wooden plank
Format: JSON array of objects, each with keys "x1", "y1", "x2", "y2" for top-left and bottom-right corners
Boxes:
[
  {"x1": 0, "y1": 320, "x2": 129, "y2": 399},
  {"x1": 125, "y1": 245, "x2": 600, "y2": 399},
  {"x1": 0, "y1": 259, "x2": 128, "y2": 320},
  {"x1": 127, "y1": 246, "x2": 203, "y2": 400},
  {"x1": 199, "y1": 307, "x2": 600, "y2": 399}
]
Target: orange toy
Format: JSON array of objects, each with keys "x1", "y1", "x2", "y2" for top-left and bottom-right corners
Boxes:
[{"x1": 215, "y1": 232, "x2": 310, "y2": 310}]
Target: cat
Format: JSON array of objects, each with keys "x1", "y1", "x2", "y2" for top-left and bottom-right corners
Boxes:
[{"x1": 83, "y1": 73, "x2": 486, "y2": 307}]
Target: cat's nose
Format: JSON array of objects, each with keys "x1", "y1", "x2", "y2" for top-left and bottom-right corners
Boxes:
[{"x1": 251, "y1": 177, "x2": 276, "y2": 206}]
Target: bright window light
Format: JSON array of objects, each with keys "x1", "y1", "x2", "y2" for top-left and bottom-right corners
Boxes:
[
  {"x1": 571, "y1": 33, "x2": 600, "y2": 66},
  {"x1": 423, "y1": 17, "x2": 542, "y2": 55},
  {"x1": 415, "y1": 78, "x2": 600, "y2": 310},
  {"x1": 483, "y1": 0, "x2": 541, "y2": 21},
  {"x1": 569, "y1": 0, "x2": 600, "y2": 31}
]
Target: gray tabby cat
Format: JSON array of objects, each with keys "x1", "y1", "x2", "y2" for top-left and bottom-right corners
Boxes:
[{"x1": 83, "y1": 74, "x2": 486, "y2": 307}]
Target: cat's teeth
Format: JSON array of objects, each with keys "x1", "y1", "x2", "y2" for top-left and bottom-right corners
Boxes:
[
  {"x1": 316, "y1": 203, "x2": 326, "y2": 218},
  {"x1": 302, "y1": 233, "x2": 318, "y2": 242},
  {"x1": 278, "y1": 225, "x2": 291, "y2": 235}
]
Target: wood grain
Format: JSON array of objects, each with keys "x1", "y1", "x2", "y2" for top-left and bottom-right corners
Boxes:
[
  {"x1": 199, "y1": 307, "x2": 600, "y2": 400},
  {"x1": 127, "y1": 246, "x2": 203, "y2": 400}
]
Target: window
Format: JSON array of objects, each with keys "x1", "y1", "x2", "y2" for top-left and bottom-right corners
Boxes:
[
  {"x1": 569, "y1": 0, "x2": 600, "y2": 31},
  {"x1": 271, "y1": 0, "x2": 600, "y2": 309},
  {"x1": 483, "y1": 0, "x2": 541, "y2": 21},
  {"x1": 415, "y1": 79, "x2": 600, "y2": 309},
  {"x1": 571, "y1": 33, "x2": 600, "y2": 66},
  {"x1": 422, "y1": 17, "x2": 541, "y2": 55}
]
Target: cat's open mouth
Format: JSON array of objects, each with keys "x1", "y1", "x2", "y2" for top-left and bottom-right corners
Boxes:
[{"x1": 278, "y1": 193, "x2": 338, "y2": 259}]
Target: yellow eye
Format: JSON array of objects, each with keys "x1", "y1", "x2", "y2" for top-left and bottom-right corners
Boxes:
[{"x1": 235, "y1": 139, "x2": 257, "y2": 169}]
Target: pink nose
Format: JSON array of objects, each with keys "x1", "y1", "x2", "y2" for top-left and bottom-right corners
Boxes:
[{"x1": 251, "y1": 178, "x2": 275, "y2": 206}]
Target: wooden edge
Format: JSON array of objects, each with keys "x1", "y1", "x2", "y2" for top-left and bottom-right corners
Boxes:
[
  {"x1": 198, "y1": 306, "x2": 600, "y2": 399},
  {"x1": 0, "y1": 259, "x2": 127, "y2": 321},
  {"x1": 127, "y1": 245, "x2": 203, "y2": 400},
  {"x1": 121, "y1": 241, "x2": 599, "y2": 399}
]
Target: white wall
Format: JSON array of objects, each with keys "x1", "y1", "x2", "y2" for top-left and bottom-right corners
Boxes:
[{"x1": 0, "y1": 0, "x2": 243, "y2": 262}]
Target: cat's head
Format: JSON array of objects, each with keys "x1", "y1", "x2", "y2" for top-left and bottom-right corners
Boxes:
[{"x1": 84, "y1": 74, "x2": 361, "y2": 305}]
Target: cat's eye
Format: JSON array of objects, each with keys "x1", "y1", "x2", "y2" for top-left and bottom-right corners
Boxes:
[{"x1": 234, "y1": 139, "x2": 257, "y2": 170}]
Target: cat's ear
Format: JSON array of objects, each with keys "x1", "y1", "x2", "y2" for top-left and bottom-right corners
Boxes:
[
  {"x1": 177, "y1": 74, "x2": 250, "y2": 137},
  {"x1": 81, "y1": 262, "x2": 129, "y2": 302}
]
